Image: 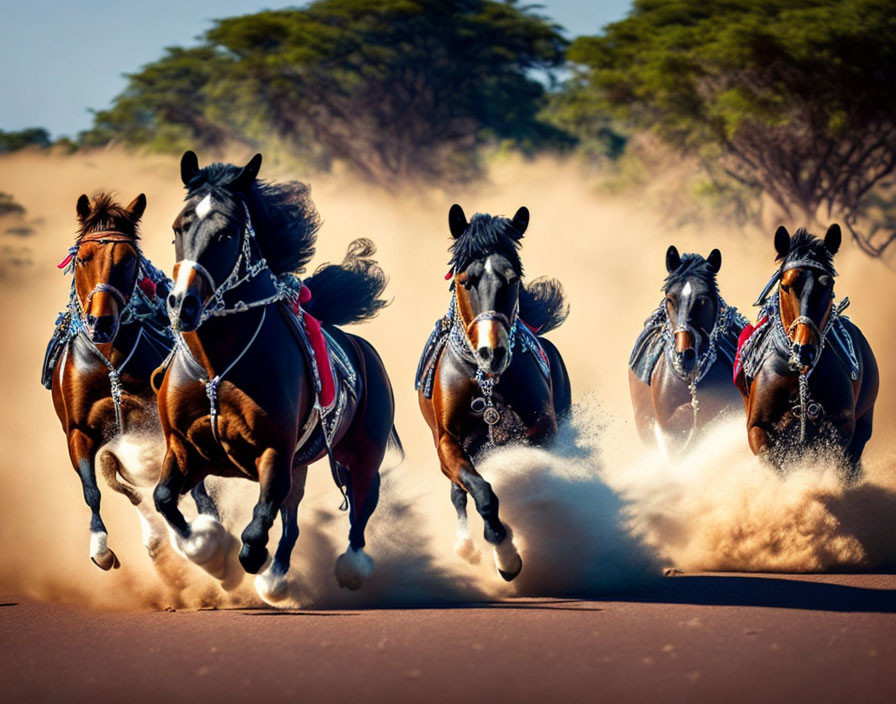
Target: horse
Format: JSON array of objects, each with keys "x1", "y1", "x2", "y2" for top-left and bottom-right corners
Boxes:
[
  {"x1": 416, "y1": 204, "x2": 571, "y2": 581},
  {"x1": 628, "y1": 246, "x2": 747, "y2": 455},
  {"x1": 156, "y1": 151, "x2": 399, "y2": 602},
  {"x1": 45, "y1": 193, "x2": 218, "y2": 570},
  {"x1": 734, "y1": 224, "x2": 879, "y2": 475}
]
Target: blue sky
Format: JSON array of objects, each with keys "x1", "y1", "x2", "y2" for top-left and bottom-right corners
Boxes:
[{"x1": 0, "y1": 0, "x2": 631, "y2": 138}]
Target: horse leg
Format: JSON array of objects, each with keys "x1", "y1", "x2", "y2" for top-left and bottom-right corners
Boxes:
[
  {"x1": 845, "y1": 409, "x2": 874, "y2": 482},
  {"x1": 68, "y1": 429, "x2": 119, "y2": 570},
  {"x1": 191, "y1": 481, "x2": 220, "y2": 520},
  {"x1": 155, "y1": 438, "x2": 231, "y2": 579},
  {"x1": 438, "y1": 434, "x2": 521, "y2": 581},
  {"x1": 451, "y1": 479, "x2": 480, "y2": 564},
  {"x1": 334, "y1": 457, "x2": 381, "y2": 591},
  {"x1": 256, "y1": 463, "x2": 308, "y2": 604},
  {"x1": 239, "y1": 447, "x2": 292, "y2": 574}
]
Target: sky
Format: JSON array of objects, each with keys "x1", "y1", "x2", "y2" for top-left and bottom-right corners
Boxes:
[{"x1": 0, "y1": 0, "x2": 631, "y2": 139}]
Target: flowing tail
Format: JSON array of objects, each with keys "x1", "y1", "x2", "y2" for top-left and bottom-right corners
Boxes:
[
  {"x1": 303, "y1": 239, "x2": 388, "y2": 326},
  {"x1": 520, "y1": 277, "x2": 569, "y2": 334}
]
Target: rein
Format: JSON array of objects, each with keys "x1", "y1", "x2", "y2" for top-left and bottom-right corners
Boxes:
[
  {"x1": 447, "y1": 288, "x2": 520, "y2": 445},
  {"x1": 660, "y1": 297, "x2": 736, "y2": 447}
]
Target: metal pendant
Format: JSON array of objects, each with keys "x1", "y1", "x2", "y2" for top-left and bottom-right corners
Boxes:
[
  {"x1": 483, "y1": 407, "x2": 501, "y2": 426},
  {"x1": 471, "y1": 397, "x2": 486, "y2": 414}
]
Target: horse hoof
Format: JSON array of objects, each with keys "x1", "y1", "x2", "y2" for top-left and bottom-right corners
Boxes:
[
  {"x1": 493, "y1": 534, "x2": 522, "y2": 582},
  {"x1": 255, "y1": 566, "x2": 291, "y2": 606},
  {"x1": 90, "y1": 532, "x2": 120, "y2": 571},
  {"x1": 454, "y1": 538, "x2": 481, "y2": 565},
  {"x1": 335, "y1": 547, "x2": 374, "y2": 591},
  {"x1": 172, "y1": 515, "x2": 231, "y2": 579},
  {"x1": 239, "y1": 543, "x2": 269, "y2": 575}
]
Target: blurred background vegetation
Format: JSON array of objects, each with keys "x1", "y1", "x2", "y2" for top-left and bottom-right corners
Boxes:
[{"x1": 4, "y1": 0, "x2": 896, "y2": 256}]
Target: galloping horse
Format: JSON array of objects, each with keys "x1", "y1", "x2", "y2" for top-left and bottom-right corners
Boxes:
[
  {"x1": 416, "y1": 204, "x2": 571, "y2": 581},
  {"x1": 44, "y1": 193, "x2": 218, "y2": 569},
  {"x1": 734, "y1": 225, "x2": 878, "y2": 475},
  {"x1": 156, "y1": 151, "x2": 398, "y2": 602},
  {"x1": 629, "y1": 247, "x2": 747, "y2": 454}
]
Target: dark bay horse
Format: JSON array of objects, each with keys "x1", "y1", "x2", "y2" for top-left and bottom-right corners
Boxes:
[
  {"x1": 46, "y1": 193, "x2": 217, "y2": 570},
  {"x1": 156, "y1": 151, "x2": 398, "y2": 602},
  {"x1": 416, "y1": 204, "x2": 571, "y2": 581},
  {"x1": 734, "y1": 225, "x2": 878, "y2": 475},
  {"x1": 629, "y1": 247, "x2": 747, "y2": 455}
]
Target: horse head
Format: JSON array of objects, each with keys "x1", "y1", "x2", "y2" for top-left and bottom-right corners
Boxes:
[
  {"x1": 663, "y1": 245, "x2": 723, "y2": 377},
  {"x1": 73, "y1": 193, "x2": 146, "y2": 345},
  {"x1": 773, "y1": 224, "x2": 840, "y2": 372},
  {"x1": 169, "y1": 150, "x2": 263, "y2": 331},
  {"x1": 448, "y1": 204, "x2": 528, "y2": 377}
]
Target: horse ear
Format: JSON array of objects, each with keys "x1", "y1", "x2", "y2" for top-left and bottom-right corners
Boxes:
[
  {"x1": 665, "y1": 245, "x2": 681, "y2": 273},
  {"x1": 824, "y1": 223, "x2": 841, "y2": 255},
  {"x1": 448, "y1": 203, "x2": 467, "y2": 239},
  {"x1": 707, "y1": 248, "x2": 722, "y2": 273},
  {"x1": 76, "y1": 194, "x2": 91, "y2": 220},
  {"x1": 232, "y1": 153, "x2": 263, "y2": 192},
  {"x1": 181, "y1": 150, "x2": 200, "y2": 186},
  {"x1": 511, "y1": 206, "x2": 529, "y2": 238},
  {"x1": 774, "y1": 226, "x2": 791, "y2": 258},
  {"x1": 126, "y1": 193, "x2": 147, "y2": 222}
]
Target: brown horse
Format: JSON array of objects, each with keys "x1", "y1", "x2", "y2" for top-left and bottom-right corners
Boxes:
[
  {"x1": 629, "y1": 247, "x2": 747, "y2": 455},
  {"x1": 416, "y1": 204, "x2": 571, "y2": 581},
  {"x1": 155, "y1": 152, "x2": 399, "y2": 603},
  {"x1": 734, "y1": 225, "x2": 879, "y2": 475},
  {"x1": 46, "y1": 193, "x2": 217, "y2": 570}
]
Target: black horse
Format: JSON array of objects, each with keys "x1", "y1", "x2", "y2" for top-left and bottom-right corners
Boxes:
[
  {"x1": 155, "y1": 151, "x2": 399, "y2": 603},
  {"x1": 735, "y1": 225, "x2": 879, "y2": 475},
  {"x1": 629, "y1": 246, "x2": 747, "y2": 455},
  {"x1": 417, "y1": 204, "x2": 571, "y2": 580}
]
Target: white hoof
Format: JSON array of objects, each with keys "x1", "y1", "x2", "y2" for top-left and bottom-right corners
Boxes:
[
  {"x1": 90, "y1": 532, "x2": 120, "y2": 571},
  {"x1": 255, "y1": 566, "x2": 291, "y2": 606},
  {"x1": 454, "y1": 537, "x2": 481, "y2": 565},
  {"x1": 493, "y1": 530, "x2": 522, "y2": 582},
  {"x1": 170, "y1": 515, "x2": 230, "y2": 579},
  {"x1": 335, "y1": 547, "x2": 374, "y2": 591}
]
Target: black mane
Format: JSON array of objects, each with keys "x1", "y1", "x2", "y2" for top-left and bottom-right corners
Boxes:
[
  {"x1": 663, "y1": 253, "x2": 719, "y2": 295},
  {"x1": 779, "y1": 228, "x2": 836, "y2": 274},
  {"x1": 449, "y1": 213, "x2": 524, "y2": 276},
  {"x1": 185, "y1": 163, "x2": 320, "y2": 275}
]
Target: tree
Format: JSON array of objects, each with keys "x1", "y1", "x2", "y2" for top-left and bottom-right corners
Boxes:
[
  {"x1": 0, "y1": 128, "x2": 51, "y2": 153},
  {"x1": 565, "y1": 0, "x2": 896, "y2": 256},
  {"x1": 81, "y1": 0, "x2": 568, "y2": 183}
]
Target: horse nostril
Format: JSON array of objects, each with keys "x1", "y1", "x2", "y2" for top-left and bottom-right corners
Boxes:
[
  {"x1": 180, "y1": 294, "x2": 199, "y2": 319},
  {"x1": 167, "y1": 293, "x2": 177, "y2": 310},
  {"x1": 477, "y1": 346, "x2": 493, "y2": 363},
  {"x1": 682, "y1": 348, "x2": 696, "y2": 363},
  {"x1": 492, "y1": 347, "x2": 507, "y2": 368}
]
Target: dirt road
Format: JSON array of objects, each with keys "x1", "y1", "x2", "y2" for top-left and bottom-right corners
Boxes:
[{"x1": 3, "y1": 573, "x2": 895, "y2": 704}]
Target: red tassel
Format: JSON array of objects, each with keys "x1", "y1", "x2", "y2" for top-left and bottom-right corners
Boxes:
[
  {"x1": 444, "y1": 269, "x2": 454, "y2": 280},
  {"x1": 137, "y1": 277, "x2": 156, "y2": 298},
  {"x1": 57, "y1": 253, "x2": 74, "y2": 269}
]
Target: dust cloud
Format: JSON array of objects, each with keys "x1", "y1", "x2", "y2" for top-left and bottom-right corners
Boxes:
[{"x1": 0, "y1": 148, "x2": 893, "y2": 610}]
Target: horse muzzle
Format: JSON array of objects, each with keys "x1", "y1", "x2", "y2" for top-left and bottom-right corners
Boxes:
[
  {"x1": 790, "y1": 342, "x2": 817, "y2": 372},
  {"x1": 169, "y1": 260, "x2": 213, "y2": 332},
  {"x1": 86, "y1": 313, "x2": 120, "y2": 344},
  {"x1": 673, "y1": 328, "x2": 698, "y2": 375},
  {"x1": 473, "y1": 317, "x2": 511, "y2": 376}
]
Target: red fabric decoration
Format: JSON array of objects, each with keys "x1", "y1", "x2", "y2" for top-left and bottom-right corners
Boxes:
[
  {"x1": 302, "y1": 311, "x2": 335, "y2": 408},
  {"x1": 733, "y1": 316, "x2": 767, "y2": 383},
  {"x1": 445, "y1": 269, "x2": 454, "y2": 280},
  {"x1": 521, "y1": 319, "x2": 543, "y2": 334},
  {"x1": 137, "y1": 277, "x2": 156, "y2": 298},
  {"x1": 299, "y1": 285, "x2": 312, "y2": 304},
  {"x1": 57, "y1": 253, "x2": 75, "y2": 269}
]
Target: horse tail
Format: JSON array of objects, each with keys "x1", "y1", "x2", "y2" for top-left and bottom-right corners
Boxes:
[
  {"x1": 303, "y1": 238, "x2": 388, "y2": 326},
  {"x1": 520, "y1": 277, "x2": 569, "y2": 334},
  {"x1": 387, "y1": 425, "x2": 405, "y2": 463}
]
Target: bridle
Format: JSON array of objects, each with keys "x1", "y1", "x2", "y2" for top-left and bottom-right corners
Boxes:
[{"x1": 72, "y1": 231, "x2": 140, "y2": 321}]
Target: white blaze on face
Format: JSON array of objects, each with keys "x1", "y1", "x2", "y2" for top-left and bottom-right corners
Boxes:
[
  {"x1": 194, "y1": 193, "x2": 213, "y2": 220},
  {"x1": 681, "y1": 281, "x2": 693, "y2": 298},
  {"x1": 475, "y1": 257, "x2": 510, "y2": 352}
]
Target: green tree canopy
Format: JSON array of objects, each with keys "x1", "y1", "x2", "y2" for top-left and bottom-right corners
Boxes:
[
  {"x1": 0, "y1": 127, "x2": 51, "y2": 153},
  {"x1": 81, "y1": 0, "x2": 568, "y2": 183},
  {"x1": 566, "y1": 0, "x2": 896, "y2": 255}
]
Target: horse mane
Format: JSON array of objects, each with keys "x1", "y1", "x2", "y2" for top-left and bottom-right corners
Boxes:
[
  {"x1": 663, "y1": 253, "x2": 719, "y2": 295},
  {"x1": 76, "y1": 193, "x2": 141, "y2": 245},
  {"x1": 303, "y1": 239, "x2": 389, "y2": 326},
  {"x1": 186, "y1": 163, "x2": 321, "y2": 275},
  {"x1": 779, "y1": 227, "x2": 836, "y2": 273},
  {"x1": 520, "y1": 277, "x2": 569, "y2": 333},
  {"x1": 449, "y1": 213, "x2": 524, "y2": 276}
]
